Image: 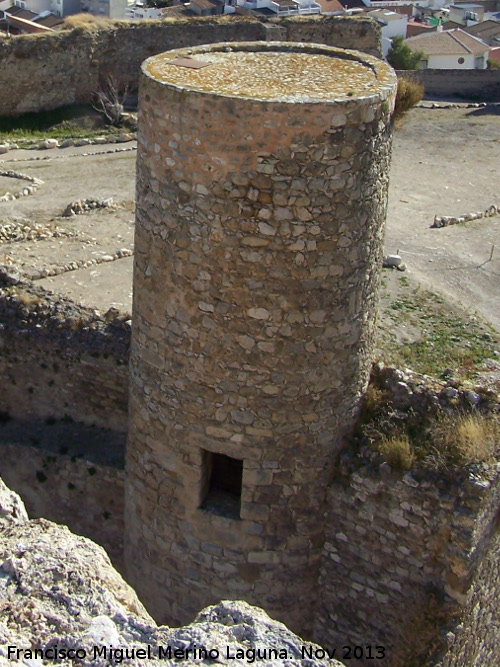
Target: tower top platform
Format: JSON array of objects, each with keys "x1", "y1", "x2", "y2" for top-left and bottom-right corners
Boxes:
[{"x1": 143, "y1": 42, "x2": 395, "y2": 104}]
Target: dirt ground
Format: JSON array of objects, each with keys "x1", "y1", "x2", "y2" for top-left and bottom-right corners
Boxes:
[
  {"x1": 1, "y1": 105, "x2": 499, "y2": 331},
  {"x1": 386, "y1": 105, "x2": 500, "y2": 331}
]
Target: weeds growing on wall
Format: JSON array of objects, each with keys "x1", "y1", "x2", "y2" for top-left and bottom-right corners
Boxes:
[
  {"x1": 378, "y1": 435, "x2": 415, "y2": 470},
  {"x1": 356, "y1": 384, "x2": 500, "y2": 470},
  {"x1": 432, "y1": 413, "x2": 499, "y2": 465},
  {"x1": 59, "y1": 14, "x2": 113, "y2": 31}
]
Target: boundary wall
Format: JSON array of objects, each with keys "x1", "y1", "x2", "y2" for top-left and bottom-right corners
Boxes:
[
  {"x1": 0, "y1": 16, "x2": 380, "y2": 117},
  {"x1": 398, "y1": 69, "x2": 500, "y2": 101}
]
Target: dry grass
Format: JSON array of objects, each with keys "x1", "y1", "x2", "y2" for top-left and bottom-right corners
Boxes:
[
  {"x1": 393, "y1": 77, "x2": 424, "y2": 126},
  {"x1": 434, "y1": 413, "x2": 499, "y2": 465},
  {"x1": 360, "y1": 384, "x2": 392, "y2": 422},
  {"x1": 15, "y1": 290, "x2": 42, "y2": 307},
  {"x1": 60, "y1": 14, "x2": 112, "y2": 31},
  {"x1": 378, "y1": 435, "x2": 415, "y2": 470}
]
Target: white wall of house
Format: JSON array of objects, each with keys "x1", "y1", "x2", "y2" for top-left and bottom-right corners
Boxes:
[
  {"x1": 126, "y1": 5, "x2": 162, "y2": 19},
  {"x1": 52, "y1": 0, "x2": 80, "y2": 16},
  {"x1": 83, "y1": 0, "x2": 128, "y2": 18},
  {"x1": 424, "y1": 52, "x2": 488, "y2": 68},
  {"x1": 379, "y1": 17, "x2": 408, "y2": 55}
]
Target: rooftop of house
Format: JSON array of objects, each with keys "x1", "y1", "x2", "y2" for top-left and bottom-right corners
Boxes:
[
  {"x1": 367, "y1": 8, "x2": 407, "y2": 22},
  {"x1": 405, "y1": 27, "x2": 490, "y2": 55},
  {"x1": 191, "y1": 0, "x2": 221, "y2": 8},
  {"x1": 315, "y1": 0, "x2": 344, "y2": 13},
  {"x1": 34, "y1": 14, "x2": 63, "y2": 28},
  {"x1": 2, "y1": 6, "x2": 63, "y2": 28},
  {"x1": 489, "y1": 44, "x2": 500, "y2": 61},
  {"x1": 4, "y1": 7, "x2": 38, "y2": 20},
  {"x1": 450, "y1": 2, "x2": 484, "y2": 8},
  {"x1": 465, "y1": 19, "x2": 500, "y2": 42}
]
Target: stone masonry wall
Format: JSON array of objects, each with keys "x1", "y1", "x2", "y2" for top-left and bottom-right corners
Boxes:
[
  {"x1": 436, "y1": 474, "x2": 500, "y2": 667},
  {"x1": 398, "y1": 69, "x2": 500, "y2": 102},
  {"x1": 0, "y1": 286, "x2": 129, "y2": 431},
  {"x1": 125, "y1": 41, "x2": 396, "y2": 638},
  {"x1": 0, "y1": 16, "x2": 380, "y2": 117},
  {"x1": 315, "y1": 456, "x2": 500, "y2": 665},
  {"x1": 0, "y1": 441, "x2": 125, "y2": 571}
]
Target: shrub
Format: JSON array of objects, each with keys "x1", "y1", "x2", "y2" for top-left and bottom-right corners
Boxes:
[
  {"x1": 387, "y1": 35, "x2": 425, "y2": 70},
  {"x1": 437, "y1": 413, "x2": 499, "y2": 465},
  {"x1": 393, "y1": 77, "x2": 424, "y2": 125},
  {"x1": 378, "y1": 435, "x2": 415, "y2": 470}
]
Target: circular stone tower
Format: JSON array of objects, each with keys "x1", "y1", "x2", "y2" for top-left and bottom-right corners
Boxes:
[{"x1": 126, "y1": 41, "x2": 396, "y2": 635}]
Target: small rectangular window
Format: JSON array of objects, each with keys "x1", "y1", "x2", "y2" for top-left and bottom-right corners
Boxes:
[{"x1": 200, "y1": 450, "x2": 242, "y2": 520}]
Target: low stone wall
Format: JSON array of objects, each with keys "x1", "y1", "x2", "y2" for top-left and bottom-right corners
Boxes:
[
  {"x1": 398, "y1": 69, "x2": 500, "y2": 102},
  {"x1": 314, "y1": 455, "x2": 500, "y2": 665},
  {"x1": 0, "y1": 16, "x2": 380, "y2": 117},
  {"x1": 0, "y1": 285, "x2": 130, "y2": 431}
]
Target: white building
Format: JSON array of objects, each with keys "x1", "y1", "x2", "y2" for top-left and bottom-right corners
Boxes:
[
  {"x1": 448, "y1": 3, "x2": 485, "y2": 25},
  {"x1": 81, "y1": 0, "x2": 128, "y2": 18},
  {"x1": 125, "y1": 3, "x2": 162, "y2": 19},
  {"x1": 405, "y1": 27, "x2": 490, "y2": 68},
  {"x1": 367, "y1": 8, "x2": 408, "y2": 56},
  {"x1": 237, "y1": 0, "x2": 320, "y2": 15}
]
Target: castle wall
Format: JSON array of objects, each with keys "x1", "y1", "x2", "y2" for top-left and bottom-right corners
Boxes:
[
  {"x1": 0, "y1": 17, "x2": 381, "y2": 117},
  {"x1": 315, "y1": 457, "x2": 500, "y2": 664},
  {"x1": 0, "y1": 290, "x2": 129, "y2": 430},
  {"x1": 125, "y1": 41, "x2": 396, "y2": 636},
  {"x1": 438, "y1": 473, "x2": 500, "y2": 667},
  {"x1": 0, "y1": 441, "x2": 125, "y2": 570}
]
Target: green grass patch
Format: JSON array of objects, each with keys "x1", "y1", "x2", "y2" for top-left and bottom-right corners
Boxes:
[
  {"x1": 0, "y1": 104, "x2": 120, "y2": 143},
  {"x1": 378, "y1": 285, "x2": 498, "y2": 379}
]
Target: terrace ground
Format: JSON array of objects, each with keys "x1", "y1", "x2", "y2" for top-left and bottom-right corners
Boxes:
[{"x1": 0, "y1": 105, "x2": 499, "y2": 382}]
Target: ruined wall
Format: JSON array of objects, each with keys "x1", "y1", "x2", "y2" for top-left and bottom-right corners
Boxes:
[
  {"x1": 126, "y1": 41, "x2": 396, "y2": 636},
  {"x1": 398, "y1": 69, "x2": 500, "y2": 102},
  {"x1": 0, "y1": 287, "x2": 129, "y2": 430},
  {"x1": 0, "y1": 440, "x2": 125, "y2": 570},
  {"x1": 437, "y1": 473, "x2": 500, "y2": 667},
  {"x1": 315, "y1": 454, "x2": 500, "y2": 665},
  {"x1": 0, "y1": 16, "x2": 380, "y2": 117}
]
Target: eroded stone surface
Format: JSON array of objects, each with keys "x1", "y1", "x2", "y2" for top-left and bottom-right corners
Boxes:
[
  {"x1": 146, "y1": 45, "x2": 391, "y2": 102},
  {"x1": 0, "y1": 478, "x2": 344, "y2": 667}
]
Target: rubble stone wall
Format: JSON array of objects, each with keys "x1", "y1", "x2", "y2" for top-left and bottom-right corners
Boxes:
[
  {"x1": 315, "y1": 458, "x2": 500, "y2": 664},
  {"x1": 0, "y1": 16, "x2": 380, "y2": 117},
  {"x1": 0, "y1": 289, "x2": 129, "y2": 430},
  {"x1": 126, "y1": 41, "x2": 396, "y2": 637},
  {"x1": 0, "y1": 441, "x2": 125, "y2": 570},
  {"x1": 398, "y1": 68, "x2": 500, "y2": 102}
]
